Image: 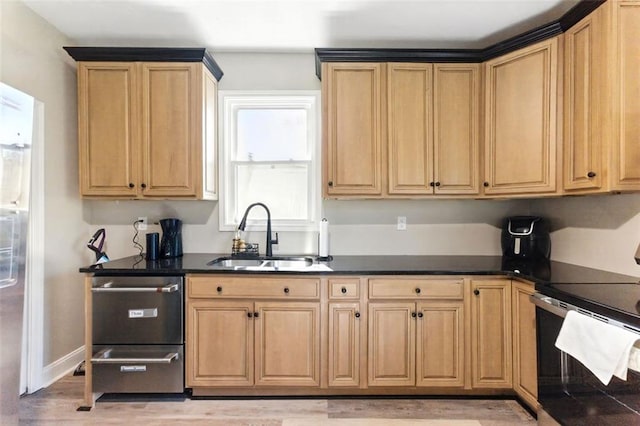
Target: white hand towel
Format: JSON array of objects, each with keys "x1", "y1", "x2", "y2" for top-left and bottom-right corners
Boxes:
[{"x1": 555, "y1": 310, "x2": 640, "y2": 385}]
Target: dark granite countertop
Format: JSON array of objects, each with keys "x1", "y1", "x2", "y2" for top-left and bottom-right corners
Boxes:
[
  {"x1": 79, "y1": 253, "x2": 638, "y2": 284},
  {"x1": 80, "y1": 253, "x2": 640, "y2": 325}
]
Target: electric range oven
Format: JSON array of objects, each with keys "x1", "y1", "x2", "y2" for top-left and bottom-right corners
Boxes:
[{"x1": 533, "y1": 283, "x2": 640, "y2": 425}]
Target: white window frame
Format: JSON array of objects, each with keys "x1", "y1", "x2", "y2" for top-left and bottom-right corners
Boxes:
[{"x1": 219, "y1": 90, "x2": 321, "y2": 232}]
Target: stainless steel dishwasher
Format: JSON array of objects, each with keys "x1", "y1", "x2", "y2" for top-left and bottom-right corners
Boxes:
[{"x1": 91, "y1": 275, "x2": 184, "y2": 393}]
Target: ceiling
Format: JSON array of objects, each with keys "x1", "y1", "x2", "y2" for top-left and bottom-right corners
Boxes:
[{"x1": 22, "y1": 0, "x2": 580, "y2": 52}]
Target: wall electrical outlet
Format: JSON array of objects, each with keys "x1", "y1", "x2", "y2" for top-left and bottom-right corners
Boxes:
[
  {"x1": 397, "y1": 216, "x2": 407, "y2": 231},
  {"x1": 137, "y1": 216, "x2": 148, "y2": 231}
]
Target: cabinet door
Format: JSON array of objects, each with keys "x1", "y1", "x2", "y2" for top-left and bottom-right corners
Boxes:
[
  {"x1": 323, "y1": 63, "x2": 385, "y2": 197},
  {"x1": 484, "y1": 38, "x2": 559, "y2": 195},
  {"x1": 186, "y1": 300, "x2": 254, "y2": 387},
  {"x1": 140, "y1": 62, "x2": 200, "y2": 198},
  {"x1": 387, "y1": 63, "x2": 433, "y2": 195},
  {"x1": 470, "y1": 279, "x2": 512, "y2": 388},
  {"x1": 564, "y1": 9, "x2": 605, "y2": 191},
  {"x1": 433, "y1": 64, "x2": 481, "y2": 195},
  {"x1": 612, "y1": 1, "x2": 640, "y2": 190},
  {"x1": 512, "y1": 281, "x2": 538, "y2": 409},
  {"x1": 254, "y1": 302, "x2": 320, "y2": 386},
  {"x1": 416, "y1": 301, "x2": 465, "y2": 387},
  {"x1": 78, "y1": 62, "x2": 139, "y2": 197},
  {"x1": 368, "y1": 302, "x2": 415, "y2": 386},
  {"x1": 328, "y1": 303, "x2": 361, "y2": 387}
]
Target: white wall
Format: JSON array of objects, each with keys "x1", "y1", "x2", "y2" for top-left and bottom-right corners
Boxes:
[
  {"x1": 531, "y1": 194, "x2": 640, "y2": 277},
  {"x1": 1, "y1": 0, "x2": 88, "y2": 368}
]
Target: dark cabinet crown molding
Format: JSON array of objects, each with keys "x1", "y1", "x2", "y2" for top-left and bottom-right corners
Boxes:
[
  {"x1": 315, "y1": 0, "x2": 605, "y2": 79},
  {"x1": 63, "y1": 47, "x2": 224, "y2": 81}
]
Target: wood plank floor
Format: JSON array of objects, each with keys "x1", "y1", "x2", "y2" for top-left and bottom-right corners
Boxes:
[{"x1": 19, "y1": 375, "x2": 536, "y2": 425}]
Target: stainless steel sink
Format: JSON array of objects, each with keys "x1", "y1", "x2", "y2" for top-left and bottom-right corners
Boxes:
[{"x1": 207, "y1": 256, "x2": 326, "y2": 272}]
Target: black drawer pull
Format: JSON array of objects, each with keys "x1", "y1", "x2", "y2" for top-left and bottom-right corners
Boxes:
[
  {"x1": 328, "y1": 181, "x2": 333, "y2": 187},
  {"x1": 216, "y1": 286, "x2": 222, "y2": 292},
  {"x1": 483, "y1": 182, "x2": 489, "y2": 187},
  {"x1": 341, "y1": 287, "x2": 347, "y2": 294},
  {"x1": 473, "y1": 289, "x2": 480, "y2": 296},
  {"x1": 254, "y1": 312, "x2": 259, "y2": 318},
  {"x1": 415, "y1": 288, "x2": 421, "y2": 294},
  {"x1": 587, "y1": 171, "x2": 596, "y2": 178},
  {"x1": 284, "y1": 287, "x2": 290, "y2": 294},
  {"x1": 418, "y1": 312, "x2": 424, "y2": 318},
  {"x1": 429, "y1": 182, "x2": 435, "y2": 187},
  {"x1": 355, "y1": 312, "x2": 361, "y2": 318},
  {"x1": 128, "y1": 183, "x2": 135, "y2": 188},
  {"x1": 141, "y1": 183, "x2": 147, "y2": 189},
  {"x1": 435, "y1": 182, "x2": 441, "y2": 187},
  {"x1": 411, "y1": 312, "x2": 417, "y2": 318},
  {"x1": 247, "y1": 312, "x2": 253, "y2": 318}
]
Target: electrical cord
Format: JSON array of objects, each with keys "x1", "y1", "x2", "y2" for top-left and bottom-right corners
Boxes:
[{"x1": 132, "y1": 219, "x2": 144, "y2": 257}]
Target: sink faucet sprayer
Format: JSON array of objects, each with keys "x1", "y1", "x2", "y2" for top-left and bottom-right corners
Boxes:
[{"x1": 237, "y1": 202, "x2": 279, "y2": 257}]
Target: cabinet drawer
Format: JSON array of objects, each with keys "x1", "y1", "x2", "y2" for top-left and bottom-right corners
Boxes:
[
  {"x1": 368, "y1": 278, "x2": 463, "y2": 300},
  {"x1": 188, "y1": 275, "x2": 320, "y2": 299},
  {"x1": 329, "y1": 278, "x2": 360, "y2": 299}
]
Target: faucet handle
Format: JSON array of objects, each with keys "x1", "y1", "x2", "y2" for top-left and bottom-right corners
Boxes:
[{"x1": 271, "y1": 232, "x2": 279, "y2": 245}]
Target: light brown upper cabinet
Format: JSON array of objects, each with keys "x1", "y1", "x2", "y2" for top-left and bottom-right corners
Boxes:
[
  {"x1": 77, "y1": 62, "x2": 218, "y2": 199},
  {"x1": 388, "y1": 64, "x2": 481, "y2": 196},
  {"x1": 483, "y1": 37, "x2": 560, "y2": 196},
  {"x1": 323, "y1": 62, "x2": 480, "y2": 198},
  {"x1": 322, "y1": 63, "x2": 385, "y2": 197},
  {"x1": 564, "y1": 1, "x2": 640, "y2": 193}
]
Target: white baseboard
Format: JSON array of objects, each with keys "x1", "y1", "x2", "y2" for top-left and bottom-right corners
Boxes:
[{"x1": 41, "y1": 346, "x2": 84, "y2": 389}]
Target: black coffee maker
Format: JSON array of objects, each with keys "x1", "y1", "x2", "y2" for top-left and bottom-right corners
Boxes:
[{"x1": 159, "y1": 218, "x2": 183, "y2": 258}]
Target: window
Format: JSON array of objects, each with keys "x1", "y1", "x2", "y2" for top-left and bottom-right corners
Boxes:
[{"x1": 219, "y1": 91, "x2": 320, "y2": 231}]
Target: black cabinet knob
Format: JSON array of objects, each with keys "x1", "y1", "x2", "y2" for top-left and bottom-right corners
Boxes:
[
  {"x1": 429, "y1": 182, "x2": 435, "y2": 187},
  {"x1": 341, "y1": 287, "x2": 347, "y2": 294},
  {"x1": 141, "y1": 183, "x2": 147, "y2": 189},
  {"x1": 415, "y1": 288, "x2": 421, "y2": 294},
  {"x1": 328, "y1": 181, "x2": 333, "y2": 187},
  {"x1": 587, "y1": 171, "x2": 596, "y2": 178},
  {"x1": 411, "y1": 312, "x2": 417, "y2": 318},
  {"x1": 128, "y1": 183, "x2": 135, "y2": 188},
  {"x1": 284, "y1": 287, "x2": 290, "y2": 294},
  {"x1": 473, "y1": 289, "x2": 480, "y2": 296},
  {"x1": 216, "y1": 286, "x2": 222, "y2": 292},
  {"x1": 247, "y1": 312, "x2": 253, "y2": 318},
  {"x1": 418, "y1": 312, "x2": 424, "y2": 318},
  {"x1": 254, "y1": 312, "x2": 259, "y2": 318},
  {"x1": 355, "y1": 312, "x2": 361, "y2": 318},
  {"x1": 435, "y1": 182, "x2": 441, "y2": 187},
  {"x1": 483, "y1": 182, "x2": 489, "y2": 187}
]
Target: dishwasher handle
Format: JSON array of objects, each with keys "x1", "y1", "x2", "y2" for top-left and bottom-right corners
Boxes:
[
  {"x1": 530, "y1": 293, "x2": 568, "y2": 318},
  {"x1": 91, "y1": 349, "x2": 179, "y2": 364},
  {"x1": 92, "y1": 283, "x2": 180, "y2": 293}
]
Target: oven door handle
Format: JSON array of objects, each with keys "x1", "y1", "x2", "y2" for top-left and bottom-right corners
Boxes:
[
  {"x1": 92, "y1": 283, "x2": 179, "y2": 293},
  {"x1": 91, "y1": 349, "x2": 179, "y2": 364},
  {"x1": 530, "y1": 293, "x2": 568, "y2": 318}
]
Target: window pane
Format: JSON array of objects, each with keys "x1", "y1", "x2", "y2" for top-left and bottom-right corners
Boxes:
[
  {"x1": 236, "y1": 109, "x2": 308, "y2": 161},
  {"x1": 235, "y1": 163, "x2": 309, "y2": 222}
]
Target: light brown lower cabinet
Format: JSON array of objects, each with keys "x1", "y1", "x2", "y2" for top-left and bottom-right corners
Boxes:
[
  {"x1": 328, "y1": 302, "x2": 362, "y2": 387},
  {"x1": 367, "y1": 301, "x2": 465, "y2": 387},
  {"x1": 512, "y1": 281, "x2": 538, "y2": 409},
  {"x1": 470, "y1": 279, "x2": 513, "y2": 388},
  {"x1": 184, "y1": 274, "x2": 536, "y2": 402},
  {"x1": 186, "y1": 275, "x2": 322, "y2": 390},
  {"x1": 187, "y1": 298, "x2": 320, "y2": 387}
]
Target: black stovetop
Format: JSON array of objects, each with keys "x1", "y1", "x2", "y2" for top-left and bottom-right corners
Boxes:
[{"x1": 536, "y1": 281, "x2": 640, "y2": 328}]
